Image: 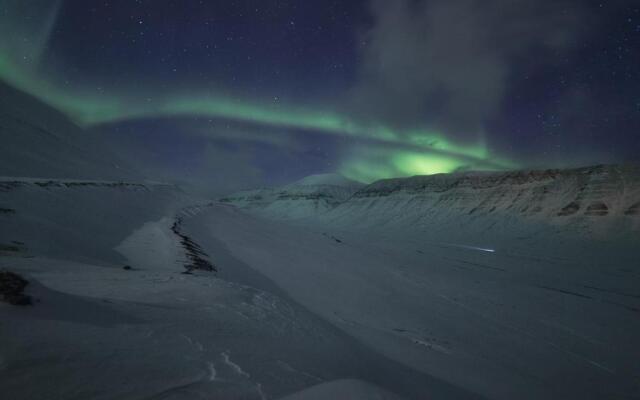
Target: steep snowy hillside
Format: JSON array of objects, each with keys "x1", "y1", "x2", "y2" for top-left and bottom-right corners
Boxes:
[
  {"x1": 221, "y1": 173, "x2": 364, "y2": 219},
  {"x1": 0, "y1": 178, "x2": 191, "y2": 264},
  {"x1": 0, "y1": 82, "x2": 136, "y2": 180}
]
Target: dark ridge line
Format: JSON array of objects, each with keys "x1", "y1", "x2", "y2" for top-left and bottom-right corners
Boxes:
[
  {"x1": 0, "y1": 179, "x2": 179, "y2": 193},
  {"x1": 0, "y1": 270, "x2": 32, "y2": 305},
  {"x1": 322, "y1": 233, "x2": 343, "y2": 243},
  {"x1": 4, "y1": 180, "x2": 145, "y2": 188},
  {"x1": 171, "y1": 216, "x2": 216, "y2": 273}
]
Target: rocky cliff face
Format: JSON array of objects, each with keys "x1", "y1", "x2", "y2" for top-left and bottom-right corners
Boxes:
[
  {"x1": 323, "y1": 164, "x2": 640, "y2": 237},
  {"x1": 351, "y1": 164, "x2": 638, "y2": 216}
]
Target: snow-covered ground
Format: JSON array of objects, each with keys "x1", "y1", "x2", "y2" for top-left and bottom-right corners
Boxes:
[
  {"x1": 182, "y1": 201, "x2": 640, "y2": 400},
  {"x1": 0, "y1": 179, "x2": 471, "y2": 400},
  {"x1": 1, "y1": 167, "x2": 639, "y2": 399}
]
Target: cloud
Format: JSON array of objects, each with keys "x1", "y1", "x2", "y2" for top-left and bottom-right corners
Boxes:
[{"x1": 349, "y1": 0, "x2": 589, "y2": 139}]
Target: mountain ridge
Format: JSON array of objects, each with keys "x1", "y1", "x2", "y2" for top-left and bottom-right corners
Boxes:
[{"x1": 222, "y1": 164, "x2": 640, "y2": 237}]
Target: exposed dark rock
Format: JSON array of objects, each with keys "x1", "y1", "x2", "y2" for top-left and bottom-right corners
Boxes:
[
  {"x1": 0, "y1": 182, "x2": 21, "y2": 193},
  {"x1": 0, "y1": 243, "x2": 21, "y2": 253},
  {"x1": 558, "y1": 202, "x2": 580, "y2": 216},
  {"x1": 172, "y1": 216, "x2": 217, "y2": 273},
  {"x1": 0, "y1": 270, "x2": 32, "y2": 306},
  {"x1": 585, "y1": 202, "x2": 609, "y2": 216},
  {"x1": 122, "y1": 265, "x2": 132, "y2": 270},
  {"x1": 323, "y1": 233, "x2": 343, "y2": 243},
  {"x1": 0, "y1": 207, "x2": 15, "y2": 214},
  {"x1": 625, "y1": 202, "x2": 640, "y2": 216}
]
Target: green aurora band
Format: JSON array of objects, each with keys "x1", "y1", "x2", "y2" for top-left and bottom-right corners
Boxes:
[{"x1": 0, "y1": 6, "x2": 517, "y2": 183}]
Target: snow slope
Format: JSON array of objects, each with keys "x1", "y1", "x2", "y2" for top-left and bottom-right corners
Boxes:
[
  {"x1": 182, "y1": 201, "x2": 640, "y2": 400},
  {"x1": 280, "y1": 379, "x2": 402, "y2": 400},
  {"x1": 221, "y1": 173, "x2": 364, "y2": 220},
  {"x1": 2, "y1": 179, "x2": 479, "y2": 400},
  {"x1": 210, "y1": 165, "x2": 640, "y2": 399},
  {"x1": 0, "y1": 178, "x2": 190, "y2": 264}
]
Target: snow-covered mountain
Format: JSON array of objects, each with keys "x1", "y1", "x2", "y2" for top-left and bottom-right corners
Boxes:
[
  {"x1": 330, "y1": 164, "x2": 640, "y2": 236},
  {"x1": 220, "y1": 173, "x2": 364, "y2": 219},
  {"x1": 0, "y1": 177, "x2": 191, "y2": 264},
  {"x1": 293, "y1": 173, "x2": 363, "y2": 188},
  {"x1": 224, "y1": 165, "x2": 640, "y2": 240}
]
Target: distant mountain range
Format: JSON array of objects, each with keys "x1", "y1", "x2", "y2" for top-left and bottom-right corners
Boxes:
[{"x1": 222, "y1": 165, "x2": 640, "y2": 239}]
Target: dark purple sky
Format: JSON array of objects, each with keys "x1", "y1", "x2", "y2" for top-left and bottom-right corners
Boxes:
[{"x1": 1, "y1": 0, "x2": 638, "y2": 190}]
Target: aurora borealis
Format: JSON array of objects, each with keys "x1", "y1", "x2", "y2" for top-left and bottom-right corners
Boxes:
[{"x1": 1, "y1": 1, "x2": 638, "y2": 187}]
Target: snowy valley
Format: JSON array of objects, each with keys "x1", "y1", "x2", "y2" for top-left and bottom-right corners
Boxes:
[
  {"x1": 1, "y1": 164, "x2": 639, "y2": 399},
  {"x1": 1, "y1": 82, "x2": 640, "y2": 400}
]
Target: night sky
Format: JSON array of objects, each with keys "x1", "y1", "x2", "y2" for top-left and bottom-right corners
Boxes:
[{"x1": 1, "y1": 0, "x2": 639, "y2": 190}]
